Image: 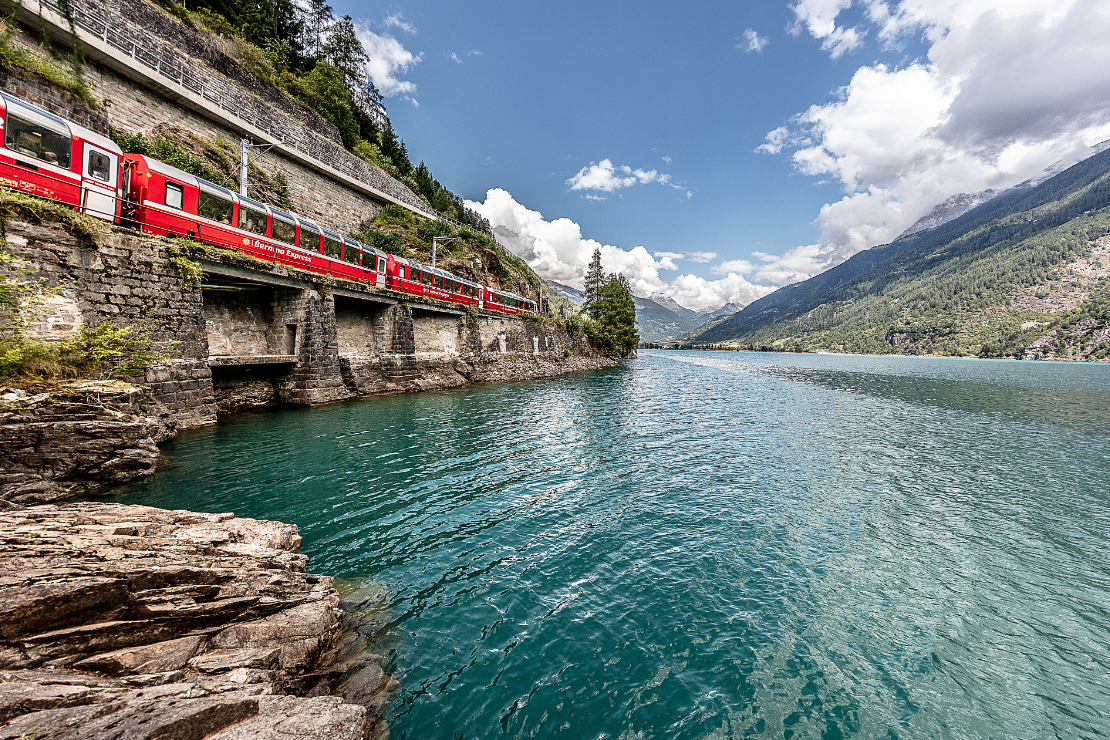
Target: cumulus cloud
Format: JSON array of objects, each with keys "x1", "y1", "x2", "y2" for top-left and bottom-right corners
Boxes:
[
  {"x1": 791, "y1": 0, "x2": 864, "y2": 56},
  {"x1": 712, "y1": 259, "x2": 756, "y2": 275},
  {"x1": 465, "y1": 189, "x2": 774, "y2": 311},
  {"x1": 757, "y1": 0, "x2": 1110, "y2": 279},
  {"x1": 740, "y1": 28, "x2": 769, "y2": 52},
  {"x1": 687, "y1": 251, "x2": 717, "y2": 263},
  {"x1": 566, "y1": 159, "x2": 682, "y2": 193},
  {"x1": 356, "y1": 24, "x2": 423, "y2": 97}
]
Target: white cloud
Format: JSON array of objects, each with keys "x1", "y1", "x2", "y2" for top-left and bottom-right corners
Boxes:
[
  {"x1": 566, "y1": 159, "x2": 681, "y2": 192},
  {"x1": 661, "y1": 155, "x2": 672, "y2": 163},
  {"x1": 380, "y1": 11, "x2": 416, "y2": 35},
  {"x1": 465, "y1": 189, "x2": 774, "y2": 311},
  {"x1": 755, "y1": 0, "x2": 1110, "y2": 280},
  {"x1": 687, "y1": 251, "x2": 717, "y2": 263},
  {"x1": 449, "y1": 52, "x2": 462, "y2": 63},
  {"x1": 356, "y1": 24, "x2": 423, "y2": 97},
  {"x1": 712, "y1": 259, "x2": 756, "y2": 275},
  {"x1": 740, "y1": 28, "x2": 769, "y2": 52}
]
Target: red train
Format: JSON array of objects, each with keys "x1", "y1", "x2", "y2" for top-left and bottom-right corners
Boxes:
[{"x1": 0, "y1": 91, "x2": 540, "y2": 316}]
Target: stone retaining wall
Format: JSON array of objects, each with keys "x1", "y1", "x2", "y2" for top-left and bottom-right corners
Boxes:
[
  {"x1": 1, "y1": 218, "x2": 619, "y2": 496},
  {"x1": 4, "y1": 0, "x2": 438, "y2": 229}
]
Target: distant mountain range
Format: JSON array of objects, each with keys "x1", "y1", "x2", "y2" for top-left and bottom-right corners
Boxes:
[
  {"x1": 544, "y1": 280, "x2": 744, "y2": 342},
  {"x1": 692, "y1": 144, "x2": 1110, "y2": 361},
  {"x1": 898, "y1": 139, "x2": 1110, "y2": 239}
]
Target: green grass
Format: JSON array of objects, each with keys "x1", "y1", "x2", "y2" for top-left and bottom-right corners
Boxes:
[{"x1": 0, "y1": 17, "x2": 98, "y2": 107}]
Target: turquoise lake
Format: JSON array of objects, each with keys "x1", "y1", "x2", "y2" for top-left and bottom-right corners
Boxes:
[{"x1": 110, "y1": 350, "x2": 1110, "y2": 739}]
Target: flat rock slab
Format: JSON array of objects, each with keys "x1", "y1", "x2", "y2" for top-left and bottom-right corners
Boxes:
[{"x1": 0, "y1": 503, "x2": 390, "y2": 739}]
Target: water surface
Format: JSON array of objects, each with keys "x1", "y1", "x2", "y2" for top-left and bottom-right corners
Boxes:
[{"x1": 112, "y1": 351, "x2": 1110, "y2": 739}]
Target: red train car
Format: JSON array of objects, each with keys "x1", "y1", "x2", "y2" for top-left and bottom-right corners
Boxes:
[
  {"x1": 485, "y1": 287, "x2": 537, "y2": 315},
  {"x1": 0, "y1": 92, "x2": 122, "y2": 221},
  {"x1": 386, "y1": 255, "x2": 484, "y2": 307},
  {"x1": 121, "y1": 154, "x2": 392, "y2": 286},
  {"x1": 1, "y1": 91, "x2": 541, "y2": 318}
]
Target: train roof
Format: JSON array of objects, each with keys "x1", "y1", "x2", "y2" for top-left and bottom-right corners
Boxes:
[
  {"x1": 297, "y1": 216, "x2": 322, "y2": 233},
  {"x1": 236, "y1": 194, "x2": 271, "y2": 213},
  {"x1": 0, "y1": 92, "x2": 122, "y2": 156},
  {"x1": 270, "y1": 207, "x2": 296, "y2": 223},
  {"x1": 196, "y1": 177, "x2": 235, "y2": 198},
  {"x1": 140, "y1": 156, "x2": 200, "y2": 187}
]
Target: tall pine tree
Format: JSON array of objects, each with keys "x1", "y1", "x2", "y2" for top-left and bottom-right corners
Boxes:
[{"x1": 583, "y1": 248, "x2": 605, "y2": 319}]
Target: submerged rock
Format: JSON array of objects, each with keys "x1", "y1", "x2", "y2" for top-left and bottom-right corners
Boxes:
[{"x1": 0, "y1": 503, "x2": 394, "y2": 739}]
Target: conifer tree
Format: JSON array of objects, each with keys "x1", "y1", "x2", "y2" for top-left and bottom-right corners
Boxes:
[
  {"x1": 589, "y1": 273, "x2": 638, "y2": 356},
  {"x1": 583, "y1": 248, "x2": 605, "y2": 319},
  {"x1": 305, "y1": 0, "x2": 333, "y2": 59},
  {"x1": 325, "y1": 15, "x2": 368, "y2": 89}
]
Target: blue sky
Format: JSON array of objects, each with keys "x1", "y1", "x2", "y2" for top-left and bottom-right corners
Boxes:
[{"x1": 336, "y1": 0, "x2": 1110, "y2": 309}]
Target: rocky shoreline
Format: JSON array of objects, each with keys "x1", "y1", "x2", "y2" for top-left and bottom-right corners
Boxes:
[{"x1": 0, "y1": 502, "x2": 394, "y2": 739}]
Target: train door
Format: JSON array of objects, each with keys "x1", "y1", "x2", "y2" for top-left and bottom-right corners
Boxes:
[
  {"x1": 80, "y1": 141, "x2": 118, "y2": 221},
  {"x1": 375, "y1": 254, "x2": 387, "y2": 288},
  {"x1": 478, "y1": 286, "x2": 484, "y2": 310}
]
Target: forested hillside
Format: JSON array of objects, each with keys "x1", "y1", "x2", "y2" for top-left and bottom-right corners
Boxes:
[{"x1": 694, "y1": 147, "x2": 1110, "y2": 360}]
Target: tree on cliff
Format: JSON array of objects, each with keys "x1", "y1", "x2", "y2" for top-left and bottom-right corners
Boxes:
[
  {"x1": 325, "y1": 15, "x2": 369, "y2": 90},
  {"x1": 586, "y1": 273, "x2": 639, "y2": 357},
  {"x1": 583, "y1": 248, "x2": 605, "y2": 319}
]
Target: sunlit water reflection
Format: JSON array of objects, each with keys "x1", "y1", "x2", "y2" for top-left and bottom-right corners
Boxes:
[{"x1": 111, "y1": 351, "x2": 1110, "y2": 739}]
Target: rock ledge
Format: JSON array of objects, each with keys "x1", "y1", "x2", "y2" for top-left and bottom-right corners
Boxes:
[{"x1": 0, "y1": 503, "x2": 392, "y2": 739}]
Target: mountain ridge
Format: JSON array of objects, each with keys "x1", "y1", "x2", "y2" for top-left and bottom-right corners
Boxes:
[{"x1": 692, "y1": 145, "x2": 1110, "y2": 360}]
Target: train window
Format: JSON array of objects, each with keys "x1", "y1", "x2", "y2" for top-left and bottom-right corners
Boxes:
[
  {"x1": 271, "y1": 217, "x2": 296, "y2": 244},
  {"x1": 300, "y1": 228, "x2": 321, "y2": 251},
  {"x1": 343, "y1": 245, "x2": 360, "y2": 264},
  {"x1": 323, "y1": 236, "x2": 342, "y2": 259},
  {"x1": 434, "y1": 275, "x2": 443, "y2": 288},
  {"x1": 87, "y1": 150, "x2": 111, "y2": 182},
  {"x1": 422, "y1": 271, "x2": 433, "y2": 286},
  {"x1": 238, "y1": 205, "x2": 266, "y2": 235},
  {"x1": 399, "y1": 266, "x2": 406, "y2": 279},
  {"x1": 198, "y1": 190, "x2": 233, "y2": 224},
  {"x1": 4, "y1": 109, "x2": 71, "y2": 168},
  {"x1": 377, "y1": 257, "x2": 387, "y2": 273},
  {"x1": 165, "y1": 182, "x2": 184, "y2": 210}
]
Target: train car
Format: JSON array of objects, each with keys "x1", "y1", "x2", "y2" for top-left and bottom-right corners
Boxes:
[
  {"x1": 121, "y1": 153, "x2": 390, "y2": 286},
  {"x1": 484, "y1": 287, "x2": 537, "y2": 316},
  {"x1": 385, "y1": 255, "x2": 484, "y2": 307},
  {"x1": 0, "y1": 92, "x2": 122, "y2": 222},
  {"x1": 341, "y1": 237, "x2": 389, "y2": 288}
]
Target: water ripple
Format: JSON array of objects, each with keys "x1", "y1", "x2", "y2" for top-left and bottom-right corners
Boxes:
[{"x1": 111, "y1": 352, "x2": 1110, "y2": 739}]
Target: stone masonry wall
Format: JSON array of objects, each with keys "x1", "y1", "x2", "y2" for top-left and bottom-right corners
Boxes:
[
  {"x1": 2, "y1": 219, "x2": 218, "y2": 431},
  {"x1": 6, "y1": 0, "x2": 436, "y2": 222},
  {"x1": 0, "y1": 25, "x2": 386, "y2": 235}
]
